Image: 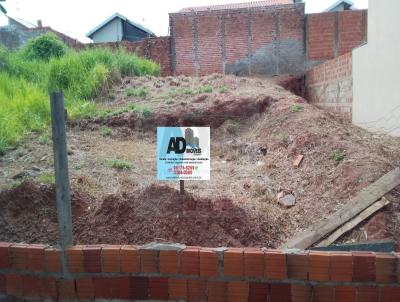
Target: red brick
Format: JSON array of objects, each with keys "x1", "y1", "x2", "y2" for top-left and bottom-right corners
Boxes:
[
  {"x1": 101, "y1": 245, "x2": 121, "y2": 273},
  {"x1": 308, "y1": 252, "x2": 330, "y2": 281},
  {"x1": 94, "y1": 277, "x2": 131, "y2": 299},
  {"x1": 287, "y1": 252, "x2": 308, "y2": 280},
  {"x1": 140, "y1": 249, "x2": 159, "y2": 273},
  {"x1": 66, "y1": 246, "x2": 84, "y2": 273},
  {"x1": 265, "y1": 250, "x2": 287, "y2": 279},
  {"x1": 375, "y1": 253, "x2": 396, "y2": 283},
  {"x1": 330, "y1": 252, "x2": 353, "y2": 282},
  {"x1": 83, "y1": 245, "x2": 102, "y2": 273},
  {"x1": 0, "y1": 242, "x2": 11, "y2": 269},
  {"x1": 335, "y1": 286, "x2": 355, "y2": 302},
  {"x1": 357, "y1": 286, "x2": 379, "y2": 302},
  {"x1": 27, "y1": 244, "x2": 46, "y2": 272},
  {"x1": 228, "y1": 281, "x2": 249, "y2": 302},
  {"x1": 21, "y1": 275, "x2": 42, "y2": 297},
  {"x1": 353, "y1": 252, "x2": 375, "y2": 282},
  {"x1": 130, "y1": 276, "x2": 149, "y2": 299},
  {"x1": 200, "y1": 248, "x2": 218, "y2": 277},
  {"x1": 121, "y1": 245, "x2": 139, "y2": 272},
  {"x1": 169, "y1": 278, "x2": 187, "y2": 300},
  {"x1": 249, "y1": 282, "x2": 269, "y2": 302},
  {"x1": 160, "y1": 250, "x2": 178, "y2": 274},
  {"x1": 208, "y1": 281, "x2": 227, "y2": 302},
  {"x1": 76, "y1": 277, "x2": 95, "y2": 300},
  {"x1": 180, "y1": 247, "x2": 200, "y2": 275},
  {"x1": 224, "y1": 248, "x2": 244, "y2": 277},
  {"x1": 0, "y1": 275, "x2": 6, "y2": 294},
  {"x1": 149, "y1": 277, "x2": 169, "y2": 300},
  {"x1": 380, "y1": 287, "x2": 400, "y2": 302},
  {"x1": 40, "y1": 277, "x2": 57, "y2": 299},
  {"x1": 313, "y1": 286, "x2": 334, "y2": 302},
  {"x1": 57, "y1": 279, "x2": 76, "y2": 300},
  {"x1": 244, "y1": 249, "x2": 264, "y2": 277},
  {"x1": 10, "y1": 243, "x2": 27, "y2": 270},
  {"x1": 45, "y1": 247, "x2": 62, "y2": 272},
  {"x1": 6, "y1": 274, "x2": 22, "y2": 295},
  {"x1": 270, "y1": 284, "x2": 291, "y2": 302},
  {"x1": 188, "y1": 279, "x2": 206, "y2": 302},
  {"x1": 291, "y1": 284, "x2": 311, "y2": 302}
]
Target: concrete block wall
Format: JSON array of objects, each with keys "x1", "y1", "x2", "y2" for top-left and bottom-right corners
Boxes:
[
  {"x1": 169, "y1": 3, "x2": 306, "y2": 76},
  {"x1": 306, "y1": 52, "x2": 353, "y2": 119},
  {"x1": 306, "y1": 10, "x2": 367, "y2": 69},
  {"x1": 1, "y1": 242, "x2": 400, "y2": 301}
]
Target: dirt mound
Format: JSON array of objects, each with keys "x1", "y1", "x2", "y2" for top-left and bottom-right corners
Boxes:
[
  {"x1": 75, "y1": 184, "x2": 276, "y2": 247},
  {"x1": 76, "y1": 94, "x2": 274, "y2": 132},
  {"x1": 0, "y1": 182, "x2": 91, "y2": 244},
  {"x1": 0, "y1": 182, "x2": 277, "y2": 247}
]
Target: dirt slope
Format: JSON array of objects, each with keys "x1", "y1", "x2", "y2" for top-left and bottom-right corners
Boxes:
[{"x1": 1, "y1": 74, "x2": 400, "y2": 248}]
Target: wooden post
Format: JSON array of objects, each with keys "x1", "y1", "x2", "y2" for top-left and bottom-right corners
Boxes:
[
  {"x1": 180, "y1": 180, "x2": 185, "y2": 195},
  {"x1": 50, "y1": 92, "x2": 73, "y2": 275}
]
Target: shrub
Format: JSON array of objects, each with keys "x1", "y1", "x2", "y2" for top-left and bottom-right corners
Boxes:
[
  {"x1": 22, "y1": 33, "x2": 68, "y2": 61},
  {"x1": 142, "y1": 107, "x2": 152, "y2": 118}
]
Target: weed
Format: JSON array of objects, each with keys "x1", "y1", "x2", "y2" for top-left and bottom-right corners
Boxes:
[
  {"x1": 199, "y1": 86, "x2": 213, "y2": 93},
  {"x1": 100, "y1": 127, "x2": 112, "y2": 137},
  {"x1": 290, "y1": 104, "x2": 304, "y2": 113},
  {"x1": 142, "y1": 107, "x2": 152, "y2": 118},
  {"x1": 38, "y1": 133, "x2": 51, "y2": 145},
  {"x1": 182, "y1": 88, "x2": 194, "y2": 95},
  {"x1": 37, "y1": 173, "x2": 55, "y2": 184},
  {"x1": 74, "y1": 163, "x2": 83, "y2": 170},
  {"x1": 166, "y1": 100, "x2": 174, "y2": 105},
  {"x1": 107, "y1": 158, "x2": 132, "y2": 170},
  {"x1": 332, "y1": 150, "x2": 346, "y2": 162},
  {"x1": 126, "y1": 87, "x2": 148, "y2": 97},
  {"x1": 218, "y1": 86, "x2": 228, "y2": 93}
]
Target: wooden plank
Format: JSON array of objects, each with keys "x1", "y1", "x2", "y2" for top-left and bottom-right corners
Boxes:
[
  {"x1": 284, "y1": 168, "x2": 400, "y2": 249},
  {"x1": 316, "y1": 197, "x2": 390, "y2": 247}
]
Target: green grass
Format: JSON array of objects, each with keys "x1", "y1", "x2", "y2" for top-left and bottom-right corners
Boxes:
[
  {"x1": 290, "y1": 104, "x2": 304, "y2": 113},
  {"x1": 332, "y1": 150, "x2": 346, "y2": 162},
  {"x1": 218, "y1": 86, "x2": 228, "y2": 93},
  {"x1": 126, "y1": 87, "x2": 148, "y2": 97},
  {"x1": 100, "y1": 127, "x2": 112, "y2": 137},
  {"x1": 37, "y1": 173, "x2": 55, "y2": 184},
  {"x1": 0, "y1": 36, "x2": 161, "y2": 155},
  {"x1": 107, "y1": 158, "x2": 132, "y2": 170}
]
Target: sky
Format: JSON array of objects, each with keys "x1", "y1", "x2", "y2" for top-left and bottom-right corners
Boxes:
[{"x1": 0, "y1": 0, "x2": 368, "y2": 43}]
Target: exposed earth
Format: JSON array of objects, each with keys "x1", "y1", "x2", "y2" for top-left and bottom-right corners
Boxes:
[{"x1": 1, "y1": 74, "x2": 400, "y2": 248}]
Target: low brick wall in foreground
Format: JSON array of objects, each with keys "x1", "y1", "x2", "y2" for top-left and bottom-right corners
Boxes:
[{"x1": 0, "y1": 243, "x2": 399, "y2": 301}]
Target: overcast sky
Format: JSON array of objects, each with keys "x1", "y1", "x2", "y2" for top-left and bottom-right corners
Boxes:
[{"x1": 0, "y1": 0, "x2": 368, "y2": 43}]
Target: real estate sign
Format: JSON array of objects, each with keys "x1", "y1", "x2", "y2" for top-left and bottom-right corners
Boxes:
[{"x1": 157, "y1": 127, "x2": 210, "y2": 180}]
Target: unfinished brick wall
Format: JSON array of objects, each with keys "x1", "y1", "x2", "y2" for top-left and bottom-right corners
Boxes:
[
  {"x1": 306, "y1": 52, "x2": 353, "y2": 119},
  {"x1": 1, "y1": 242, "x2": 399, "y2": 301},
  {"x1": 73, "y1": 37, "x2": 171, "y2": 76},
  {"x1": 169, "y1": 3, "x2": 306, "y2": 76},
  {"x1": 306, "y1": 10, "x2": 367, "y2": 68}
]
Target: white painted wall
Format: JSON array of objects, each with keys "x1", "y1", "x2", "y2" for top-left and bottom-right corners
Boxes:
[
  {"x1": 353, "y1": 0, "x2": 400, "y2": 137},
  {"x1": 91, "y1": 18, "x2": 123, "y2": 43}
]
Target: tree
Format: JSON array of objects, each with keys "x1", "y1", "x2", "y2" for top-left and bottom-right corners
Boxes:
[{"x1": 0, "y1": 0, "x2": 6, "y2": 14}]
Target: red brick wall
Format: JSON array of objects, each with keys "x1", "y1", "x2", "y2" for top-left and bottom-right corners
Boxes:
[
  {"x1": 74, "y1": 37, "x2": 171, "y2": 76},
  {"x1": 1, "y1": 243, "x2": 399, "y2": 301},
  {"x1": 307, "y1": 10, "x2": 367, "y2": 66},
  {"x1": 306, "y1": 52, "x2": 353, "y2": 119},
  {"x1": 170, "y1": 3, "x2": 306, "y2": 76}
]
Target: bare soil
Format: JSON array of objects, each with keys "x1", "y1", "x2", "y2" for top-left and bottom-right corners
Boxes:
[{"x1": 1, "y1": 74, "x2": 400, "y2": 248}]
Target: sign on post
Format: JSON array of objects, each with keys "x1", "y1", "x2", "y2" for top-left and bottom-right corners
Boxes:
[{"x1": 157, "y1": 127, "x2": 210, "y2": 181}]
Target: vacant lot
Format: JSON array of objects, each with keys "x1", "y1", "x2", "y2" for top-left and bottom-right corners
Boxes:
[{"x1": 1, "y1": 74, "x2": 400, "y2": 248}]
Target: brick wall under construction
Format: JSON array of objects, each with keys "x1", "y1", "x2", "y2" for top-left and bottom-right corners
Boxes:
[{"x1": 0, "y1": 242, "x2": 399, "y2": 301}]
